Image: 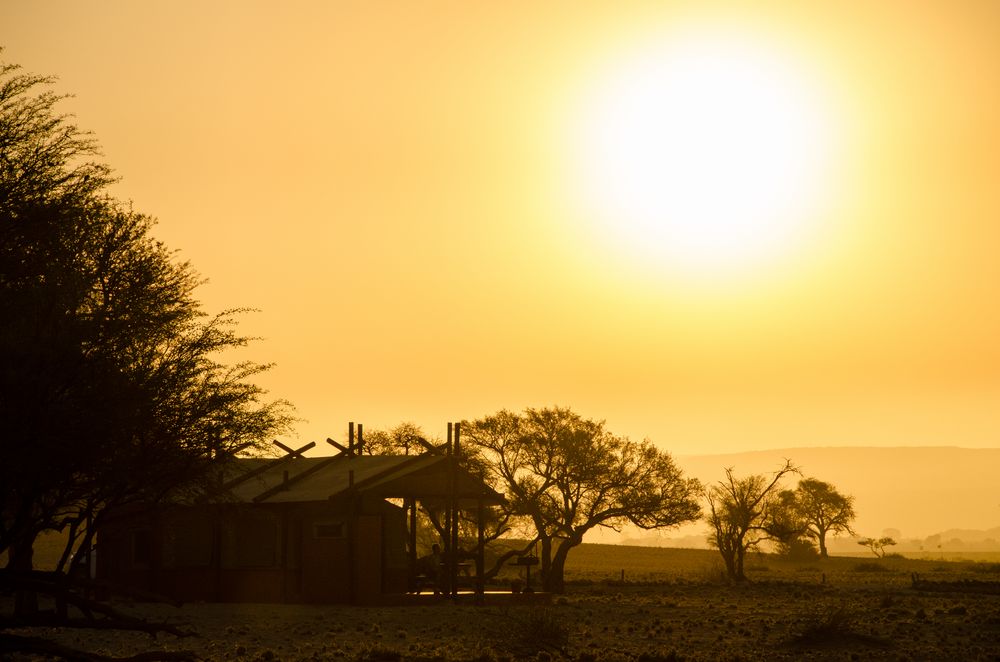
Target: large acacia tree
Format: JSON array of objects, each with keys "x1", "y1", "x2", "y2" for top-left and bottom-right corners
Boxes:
[
  {"x1": 463, "y1": 407, "x2": 701, "y2": 592},
  {"x1": 0, "y1": 59, "x2": 292, "y2": 581}
]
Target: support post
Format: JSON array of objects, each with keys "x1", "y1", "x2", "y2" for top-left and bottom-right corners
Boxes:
[
  {"x1": 451, "y1": 422, "x2": 461, "y2": 598},
  {"x1": 476, "y1": 497, "x2": 485, "y2": 602},
  {"x1": 443, "y1": 423, "x2": 453, "y2": 596},
  {"x1": 408, "y1": 497, "x2": 418, "y2": 591}
]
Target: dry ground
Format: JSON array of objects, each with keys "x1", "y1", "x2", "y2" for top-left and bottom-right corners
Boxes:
[{"x1": 6, "y1": 548, "x2": 1000, "y2": 661}]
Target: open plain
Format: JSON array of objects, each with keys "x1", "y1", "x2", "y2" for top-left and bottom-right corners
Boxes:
[{"x1": 6, "y1": 546, "x2": 1000, "y2": 661}]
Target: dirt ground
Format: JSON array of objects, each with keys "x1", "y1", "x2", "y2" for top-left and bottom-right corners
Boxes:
[{"x1": 6, "y1": 571, "x2": 1000, "y2": 661}]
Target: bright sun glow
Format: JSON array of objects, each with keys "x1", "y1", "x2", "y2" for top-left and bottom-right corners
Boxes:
[{"x1": 575, "y1": 28, "x2": 838, "y2": 279}]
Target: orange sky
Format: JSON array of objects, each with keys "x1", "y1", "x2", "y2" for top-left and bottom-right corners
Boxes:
[{"x1": 4, "y1": 1, "x2": 1000, "y2": 455}]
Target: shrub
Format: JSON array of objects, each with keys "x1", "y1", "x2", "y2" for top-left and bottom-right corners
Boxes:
[
  {"x1": 494, "y1": 609, "x2": 570, "y2": 658},
  {"x1": 355, "y1": 645, "x2": 404, "y2": 662},
  {"x1": 792, "y1": 606, "x2": 856, "y2": 645},
  {"x1": 790, "y1": 606, "x2": 890, "y2": 649},
  {"x1": 852, "y1": 562, "x2": 888, "y2": 572},
  {"x1": 970, "y1": 563, "x2": 1000, "y2": 574}
]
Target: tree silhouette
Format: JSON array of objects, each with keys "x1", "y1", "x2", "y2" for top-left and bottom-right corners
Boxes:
[
  {"x1": 705, "y1": 460, "x2": 798, "y2": 581},
  {"x1": 463, "y1": 407, "x2": 701, "y2": 592},
  {"x1": 0, "y1": 57, "x2": 292, "y2": 597},
  {"x1": 858, "y1": 536, "x2": 897, "y2": 558},
  {"x1": 793, "y1": 478, "x2": 856, "y2": 557}
]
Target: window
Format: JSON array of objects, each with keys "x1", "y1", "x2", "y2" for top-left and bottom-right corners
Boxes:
[{"x1": 313, "y1": 521, "x2": 345, "y2": 539}]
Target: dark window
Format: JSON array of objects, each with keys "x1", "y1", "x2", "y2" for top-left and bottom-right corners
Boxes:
[{"x1": 314, "y1": 522, "x2": 345, "y2": 539}]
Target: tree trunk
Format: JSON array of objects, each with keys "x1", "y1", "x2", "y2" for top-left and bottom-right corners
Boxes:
[
  {"x1": 721, "y1": 550, "x2": 737, "y2": 581},
  {"x1": 544, "y1": 535, "x2": 583, "y2": 593},
  {"x1": 10, "y1": 537, "x2": 38, "y2": 616},
  {"x1": 818, "y1": 532, "x2": 828, "y2": 558},
  {"x1": 538, "y1": 535, "x2": 552, "y2": 588},
  {"x1": 734, "y1": 545, "x2": 746, "y2": 582}
]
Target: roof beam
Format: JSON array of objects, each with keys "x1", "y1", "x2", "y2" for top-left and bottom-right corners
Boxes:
[{"x1": 222, "y1": 440, "x2": 316, "y2": 490}]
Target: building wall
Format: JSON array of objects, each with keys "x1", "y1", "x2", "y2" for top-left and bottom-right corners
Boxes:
[{"x1": 97, "y1": 500, "x2": 407, "y2": 604}]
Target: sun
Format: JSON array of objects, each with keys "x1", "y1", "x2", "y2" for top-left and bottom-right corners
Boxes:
[{"x1": 573, "y1": 28, "x2": 838, "y2": 279}]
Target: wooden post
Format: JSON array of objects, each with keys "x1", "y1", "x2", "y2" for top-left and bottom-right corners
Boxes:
[
  {"x1": 347, "y1": 469, "x2": 356, "y2": 604},
  {"x1": 476, "y1": 497, "x2": 485, "y2": 602},
  {"x1": 357, "y1": 423, "x2": 364, "y2": 455},
  {"x1": 348, "y1": 422, "x2": 355, "y2": 456},
  {"x1": 451, "y1": 422, "x2": 461, "y2": 598},
  {"x1": 280, "y1": 507, "x2": 289, "y2": 603},
  {"x1": 408, "y1": 497, "x2": 417, "y2": 591},
  {"x1": 211, "y1": 507, "x2": 223, "y2": 601},
  {"x1": 444, "y1": 422, "x2": 453, "y2": 596}
]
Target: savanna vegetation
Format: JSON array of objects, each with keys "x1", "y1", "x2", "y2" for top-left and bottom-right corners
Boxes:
[
  {"x1": 9, "y1": 542, "x2": 1000, "y2": 661},
  {"x1": 4, "y1": 52, "x2": 998, "y2": 662}
]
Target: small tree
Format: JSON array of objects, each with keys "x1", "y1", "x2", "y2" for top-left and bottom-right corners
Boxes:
[
  {"x1": 464, "y1": 407, "x2": 702, "y2": 592},
  {"x1": 858, "y1": 536, "x2": 897, "y2": 558},
  {"x1": 705, "y1": 460, "x2": 798, "y2": 581}
]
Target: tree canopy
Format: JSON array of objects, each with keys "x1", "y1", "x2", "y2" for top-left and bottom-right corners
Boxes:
[
  {"x1": 462, "y1": 406, "x2": 701, "y2": 592},
  {"x1": 790, "y1": 478, "x2": 856, "y2": 557},
  {"x1": 0, "y1": 58, "x2": 293, "y2": 578}
]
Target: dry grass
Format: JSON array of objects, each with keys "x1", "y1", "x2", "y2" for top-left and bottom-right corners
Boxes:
[{"x1": 7, "y1": 545, "x2": 1000, "y2": 661}]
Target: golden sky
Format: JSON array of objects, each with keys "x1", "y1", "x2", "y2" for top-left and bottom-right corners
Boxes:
[{"x1": 4, "y1": 1, "x2": 1000, "y2": 455}]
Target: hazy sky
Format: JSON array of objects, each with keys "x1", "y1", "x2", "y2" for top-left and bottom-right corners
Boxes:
[{"x1": 4, "y1": 1, "x2": 1000, "y2": 455}]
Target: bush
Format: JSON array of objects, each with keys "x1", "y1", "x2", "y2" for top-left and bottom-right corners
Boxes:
[
  {"x1": 852, "y1": 562, "x2": 889, "y2": 573},
  {"x1": 790, "y1": 606, "x2": 889, "y2": 649},
  {"x1": 793, "y1": 606, "x2": 856, "y2": 645},
  {"x1": 495, "y1": 609, "x2": 570, "y2": 658},
  {"x1": 970, "y1": 563, "x2": 1000, "y2": 574},
  {"x1": 781, "y1": 538, "x2": 821, "y2": 562},
  {"x1": 355, "y1": 646, "x2": 404, "y2": 662}
]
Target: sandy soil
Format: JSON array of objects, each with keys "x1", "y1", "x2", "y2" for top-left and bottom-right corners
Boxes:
[{"x1": 6, "y1": 574, "x2": 1000, "y2": 662}]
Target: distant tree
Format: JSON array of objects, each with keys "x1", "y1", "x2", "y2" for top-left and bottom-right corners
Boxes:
[
  {"x1": 857, "y1": 536, "x2": 897, "y2": 558},
  {"x1": 463, "y1": 407, "x2": 702, "y2": 592},
  {"x1": 792, "y1": 478, "x2": 856, "y2": 557},
  {"x1": 361, "y1": 421, "x2": 429, "y2": 455},
  {"x1": 0, "y1": 58, "x2": 292, "y2": 595},
  {"x1": 766, "y1": 489, "x2": 814, "y2": 558},
  {"x1": 705, "y1": 460, "x2": 798, "y2": 581}
]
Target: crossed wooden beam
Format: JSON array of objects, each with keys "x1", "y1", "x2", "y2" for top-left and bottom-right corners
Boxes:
[{"x1": 223, "y1": 427, "x2": 454, "y2": 501}]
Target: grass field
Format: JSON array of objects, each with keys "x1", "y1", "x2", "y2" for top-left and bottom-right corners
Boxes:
[{"x1": 8, "y1": 538, "x2": 1000, "y2": 660}]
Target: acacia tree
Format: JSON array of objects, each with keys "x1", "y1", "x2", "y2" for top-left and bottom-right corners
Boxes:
[
  {"x1": 0, "y1": 59, "x2": 292, "y2": 584},
  {"x1": 463, "y1": 407, "x2": 701, "y2": 593},
  {"x1": 705, "y1": 461, "x2": 798, "y2": 581},
  {"x1": 858, "y1": 536, "x2": 896, "y2": 558},
  {"x1": 361, "y1": 421, "x2": 429, "y2": 455},
  {"x1": 792, "y1": 478, "x2": 856, "y2": 557}
]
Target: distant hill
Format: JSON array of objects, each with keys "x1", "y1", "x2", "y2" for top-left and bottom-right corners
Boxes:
[{"x1": 673, "y1": 446, "x2": 1000, "y2": 540}]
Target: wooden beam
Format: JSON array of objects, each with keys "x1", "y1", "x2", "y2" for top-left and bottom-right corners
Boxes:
[
  {"x1": 251, "y1": 454, "x2": 344, "y2": 503},
  {"x1": 326, "y1": 437, "x2": 348, "y2": 453},
  {"x1": 414, "y1": 436, "x2": 448, "y2": 455},
  {"x1": 273, "y1": 440, "x2": 311, "y2": 458},
  {"x1": 222, "y1": 441, "x2": 316, "y2": 490}
]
